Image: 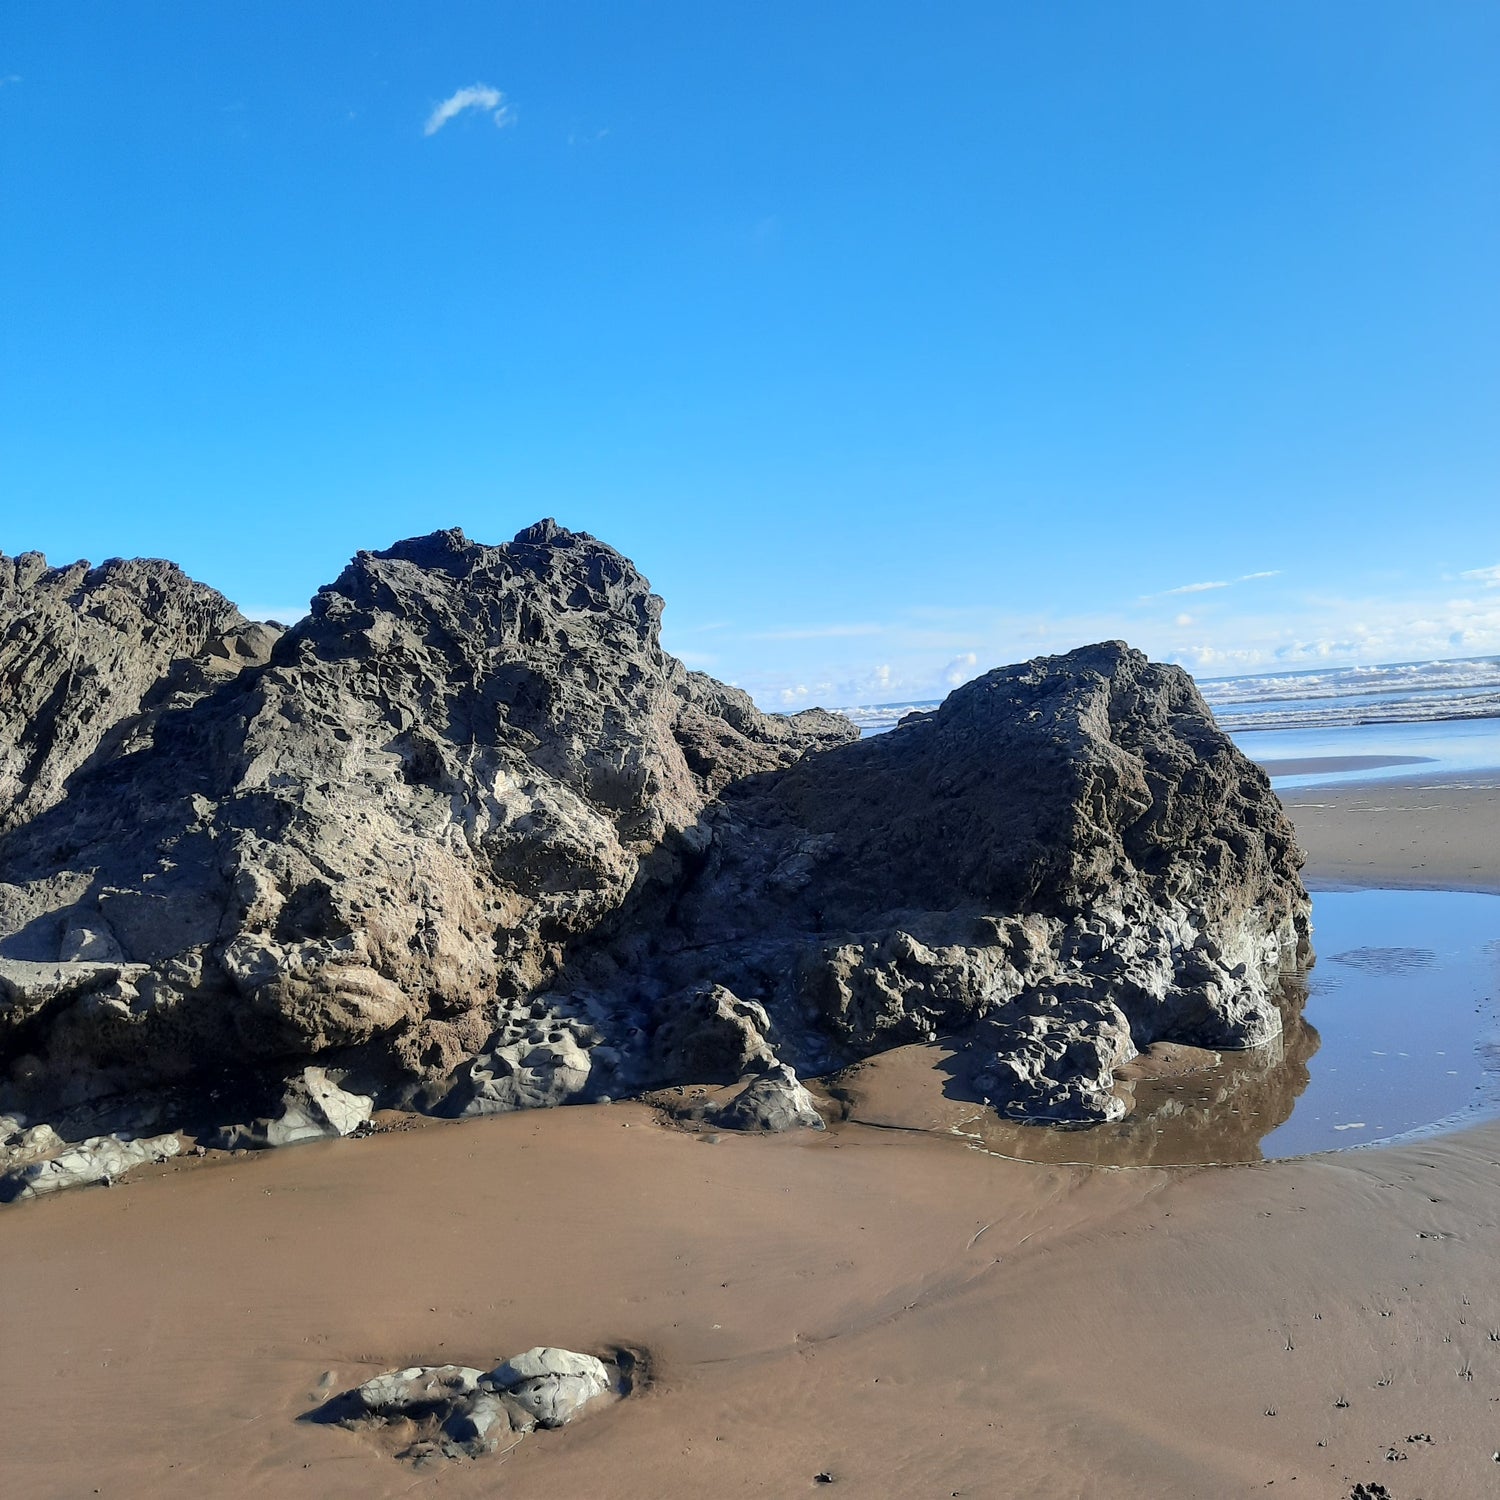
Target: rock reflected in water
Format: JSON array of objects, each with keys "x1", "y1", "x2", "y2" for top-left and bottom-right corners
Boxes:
[{"x1": 835, "y1": 975, "x2": 1317, "y2": 1169}]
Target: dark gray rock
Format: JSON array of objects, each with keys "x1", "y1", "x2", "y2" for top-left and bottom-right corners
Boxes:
[
  {"x1": 708, "y1": 1064, "x2": 826, "y2": 1132},
  {"x1": 0, "y1": 522, "x2": 1307, "y2": 1146},
  {"x1": 648, "y1": 983, "x2": 776, "y2": 1084},
  {"x1": 0, "y1": 523, "x2": 852, "y2": 1122}
]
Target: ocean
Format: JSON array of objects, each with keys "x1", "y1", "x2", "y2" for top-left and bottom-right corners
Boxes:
[{"x1": 834, "y1": 652, "x2": 1500, "y2": 788}]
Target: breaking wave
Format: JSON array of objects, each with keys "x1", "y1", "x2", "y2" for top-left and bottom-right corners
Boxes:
[{"x1": 834, "y1": 655, "x2": 1500, "y2": 735}]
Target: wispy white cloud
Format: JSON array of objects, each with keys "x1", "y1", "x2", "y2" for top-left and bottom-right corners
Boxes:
[
  {"x1": 424, "y1": 83, "x2": 513, "y2": 137},
  {"x1": 943, "y1": 651, "x2": 980, "y2": 687},
  {"x1": 1163, "y1": 580, "x2": 1231, "y2": 595},
  {"x1": 1153, "y1": 569, "x2": 1282, "y2": 599},
  {"x1": 1460, "y1": 564, "x2": 1500, "y2": 588},
  {"x1": 1146, "y1": 567, "x2": 1278, "y2": 597}
]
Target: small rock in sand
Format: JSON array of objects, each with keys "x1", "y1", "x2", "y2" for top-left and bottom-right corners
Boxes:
[
  {"x1": 331, "y1": 1346, "x2": 615, "y2": 1463},
  {"x1": 708, "y1": 1065, "x2": 825, "y2": 1133}
]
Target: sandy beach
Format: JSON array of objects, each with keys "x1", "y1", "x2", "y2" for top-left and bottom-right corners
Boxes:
[
  {"x1": 3, "y1": 768, "x2": 1499, "y2": 1500},
  {"x1": 1289, "y1": 769, "x2": 1500, "y2": 894}
]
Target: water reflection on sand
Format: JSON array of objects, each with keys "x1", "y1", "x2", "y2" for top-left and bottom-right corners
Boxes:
[{"x1": 838, "y1": 889, "x2": 1500, "y2": 1166}]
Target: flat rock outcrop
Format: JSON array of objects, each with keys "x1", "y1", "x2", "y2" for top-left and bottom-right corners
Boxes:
[
  {"x1": 0, "y1": 1130, "x2": 180, "y2": 1201},
  {"x1": 0, "y1": 520, "x2": 1309, "y2": 1159}
]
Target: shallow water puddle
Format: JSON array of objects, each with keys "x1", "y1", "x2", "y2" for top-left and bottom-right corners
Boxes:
[
  {"x1": 841, "y1": 889, "x2": 1500, "y2": 1166},
  {"x1": 1266, "y1": 888, "x2": 1500, "y2": 1156}
]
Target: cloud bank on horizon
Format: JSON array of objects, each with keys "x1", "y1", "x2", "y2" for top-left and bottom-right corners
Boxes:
[{"x1": 661, "y1": 561, "x2": 1500, "y2": 710}]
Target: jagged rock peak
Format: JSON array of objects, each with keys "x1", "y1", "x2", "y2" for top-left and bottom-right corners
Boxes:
[
  {"x1": 0, "y1": 521, "x2": 855, "y2": 1128},
  {"x1": 0, "y1": 548, "x2": 279, "y2": 832}
]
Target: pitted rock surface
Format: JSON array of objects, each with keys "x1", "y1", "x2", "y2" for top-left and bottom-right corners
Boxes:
[
  {"x1": 0, "y1": 521, "x2": 1307, "y2": 1149},
  {"x1": 0, "y1": 523, "x2": 851, "y2": 1126}
]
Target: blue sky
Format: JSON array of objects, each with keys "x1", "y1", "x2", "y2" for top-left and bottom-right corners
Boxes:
[{"x1": 2, "y1": 3, "x2": 1497, "y2": 707}]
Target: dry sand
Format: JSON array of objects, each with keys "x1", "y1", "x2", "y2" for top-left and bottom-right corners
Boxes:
[{"x1": 3, "y1": 772, "x2": 1500, "y2": 1500}]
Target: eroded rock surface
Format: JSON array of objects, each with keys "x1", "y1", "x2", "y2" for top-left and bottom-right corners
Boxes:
[
  {"x1": 0, "y1": 521, "x2": 1308, "y2": 1155},
  {"x1": 0, "y1": 1114, "x2": 64, "y2": 1170},
  {"x1": 329, "y1": 1347, "x2": 616, "y2": 1464},
  {"x1": 0, "y1": 1130, "x2": 180, "y2": 1201},
  {"x1": 210, "y1": 1066, "x2": 372, "y2": 1149},
  {"x1": 0, "y1": 523, "x2": 851, "y2": 1129},
  {"x1": 0, "y1": 551, "x2": 278, "y2": 833}
]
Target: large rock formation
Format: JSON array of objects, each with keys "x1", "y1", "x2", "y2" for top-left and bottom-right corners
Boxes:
[
  {"x1": 0, "y1": 524, "x2": 852, "y2": 1127},
  {"x1": 0, "y1": 521, "x2": 1309, "y2": 1161},
  {"x1": 560, "y1": 642, "x2": 1310, "y2": 1123}
]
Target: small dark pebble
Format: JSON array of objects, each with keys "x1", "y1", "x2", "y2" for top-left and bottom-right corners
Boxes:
[{"x1": 815, "y1": 1474, "x2": 834, "y2": 1485}]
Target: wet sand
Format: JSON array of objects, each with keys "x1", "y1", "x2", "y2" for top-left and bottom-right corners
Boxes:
[
  {"x1": 1289, "y1": 771, "x2": 1500, "y2": 893},
  {"x1": 3, "y1": 773, "x2": 1500, "y2": 1499},
  {"x1": 1259, "y1": 753, "x2": 1434, "y2": 777}
]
